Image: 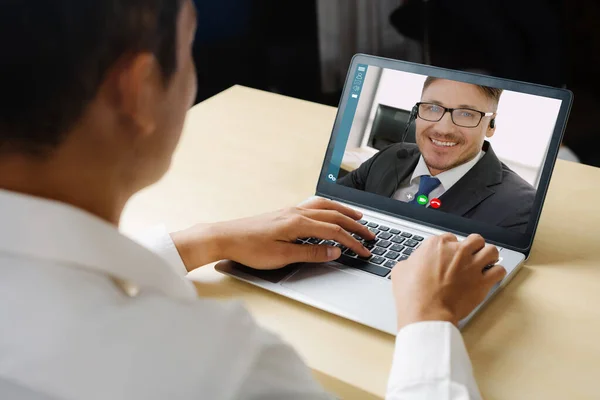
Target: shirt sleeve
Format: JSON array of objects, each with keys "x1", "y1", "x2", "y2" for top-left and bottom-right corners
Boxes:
[
  {"x1": 129, "y1": 224, "x2": 188, "y2": 277},
  {"x1": 386, "y1": 321, "x2": 483, "y2": 400}
]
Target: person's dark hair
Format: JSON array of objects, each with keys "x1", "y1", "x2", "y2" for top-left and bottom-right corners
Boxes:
[
  {"x1": 0, "y1": 0, "x2": 185, "y2": 156},
  {"x1": 423, "y1": 76, "x2": 503, "y2": 107}
]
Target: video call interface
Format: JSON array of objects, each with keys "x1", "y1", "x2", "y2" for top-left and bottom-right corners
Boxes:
[{"x1": 326, "y1": 64, "x2": 563, "y2": 234}]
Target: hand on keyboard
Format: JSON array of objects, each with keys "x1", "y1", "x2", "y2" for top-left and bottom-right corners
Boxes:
[
  {"x1": 390, "y1": 233, "x2": 506, "y2": 331},
  {"x1": 171, "y1": 197, "x2": 375, "y2": 271}
]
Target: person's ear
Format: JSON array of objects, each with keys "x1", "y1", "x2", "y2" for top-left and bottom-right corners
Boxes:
[
  {"x1": 486, "y1": 114, "x2": 497, "y2": 138},
  {"x1": 115, "y1": 53, "x2": 163, "y2": 136}
]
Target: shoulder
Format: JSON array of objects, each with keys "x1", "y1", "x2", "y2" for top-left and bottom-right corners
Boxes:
[
  {"x1": 4, "y1": 261, "x2": 275, "y2": 399},
  {"x1": 371, "y1": 142, "x2": 419, "y2": 163},
  {"x1": 499, "y1": 163, "x2": 536, "y2": 199},
  {"x1": 481, "y1": 143, "x2": 535, "y2": 203}
]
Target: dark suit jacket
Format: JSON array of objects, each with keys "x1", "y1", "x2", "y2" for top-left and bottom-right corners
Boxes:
[{"x1": 337, "y1": 141, "x2": 536, "y2": 233}]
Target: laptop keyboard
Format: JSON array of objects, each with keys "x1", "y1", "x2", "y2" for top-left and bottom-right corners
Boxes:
[{"x1": 297, "y1": 218, "x2": 427, "y2": 280}]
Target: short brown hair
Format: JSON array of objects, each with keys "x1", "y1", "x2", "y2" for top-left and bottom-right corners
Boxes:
[
  {"x1": 0, "y1": 0, "x2": 185, "y2": 156},
  {"x1": 423, "y1": 76, "x2": 503, "y2": 106}
]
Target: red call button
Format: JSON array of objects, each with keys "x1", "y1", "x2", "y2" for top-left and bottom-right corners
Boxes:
[{"x1": 430, "y1": 198, "x2": 442, "y2": 209}]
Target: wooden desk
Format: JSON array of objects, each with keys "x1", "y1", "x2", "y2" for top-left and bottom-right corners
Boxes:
[{"x1": 121, "y1": 85, "x2": 600, "y2": 400}]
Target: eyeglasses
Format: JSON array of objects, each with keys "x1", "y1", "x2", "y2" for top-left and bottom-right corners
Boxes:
[{"x1": 416, "y1": 102, "x2": 494, "y2": 128}]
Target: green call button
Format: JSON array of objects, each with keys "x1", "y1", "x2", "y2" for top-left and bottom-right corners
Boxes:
[{"x1": 416, "y1": 195, "x2": 429, "y2": 206}]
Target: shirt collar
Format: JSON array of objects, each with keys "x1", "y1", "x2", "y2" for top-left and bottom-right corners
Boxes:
[
  {"x1": 0, "y1": 189, "x2": 197, "y2": 301},
  {"x1": 410, "y1": 151, "x2": 485, "y2": 192}
]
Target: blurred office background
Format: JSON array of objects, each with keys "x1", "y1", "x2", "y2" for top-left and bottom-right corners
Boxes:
[{"x1": 192, "y1": 0, "x2": 600, "y2": 167}]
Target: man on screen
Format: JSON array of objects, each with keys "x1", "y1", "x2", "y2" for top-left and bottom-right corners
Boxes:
[{"x1": 338, "y1": 77, "x2": 536, "y2": 233}]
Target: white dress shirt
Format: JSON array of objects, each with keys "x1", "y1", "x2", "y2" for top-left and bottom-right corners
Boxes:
[
  {"x1": 0, "y1": 189, "x2": 483, "y2": 399},
  {"x1": 393, "y1": 151, "x2": 485, "y2": 204}
]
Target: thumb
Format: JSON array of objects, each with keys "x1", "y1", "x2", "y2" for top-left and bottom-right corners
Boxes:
[{"x1": 286, "y1": 243, "x2": 342, "y2": 264}]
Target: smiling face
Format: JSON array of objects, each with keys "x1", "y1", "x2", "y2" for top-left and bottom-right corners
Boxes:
[{"x1": 415, "y1": 79, "x2": 498, "y2": 176}]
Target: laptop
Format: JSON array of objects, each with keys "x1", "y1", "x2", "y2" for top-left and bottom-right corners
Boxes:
[{"x1": 215, "y1": 54, "x2": 573, "y2": 335}]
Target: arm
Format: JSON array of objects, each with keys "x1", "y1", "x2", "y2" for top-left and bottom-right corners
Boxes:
[
  {"x1": 131, "y1": 224, "x2": 190, "y2": 276},
  {"x1": 169, "y1": 197, "x2": 376, "y2": 272},
  {"x1": 139, "y1": 209, "x2": 502, "y2": 399},
  {"x1": 387, "y1": 234, "x2": 506, "y2": 400},
  {"x1": 387, "y1": 322, "x2": 481, "y2": 400},
  {"x1": 234, "y1": 320, "x2": 481, "y2": 400},
  {"x1": 132, "y1": 199, "x2": 376, "y2": 274},
  {"x1": 236, "y1": 232, "x2": 501, "y2": 400}
]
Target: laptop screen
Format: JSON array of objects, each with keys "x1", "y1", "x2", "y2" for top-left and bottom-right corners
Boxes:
[{"x1": 322, "y1": 59, "x2": 568, "y2": 246}]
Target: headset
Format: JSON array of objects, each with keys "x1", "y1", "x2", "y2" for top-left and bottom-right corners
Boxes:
[
  {"x1": 392, "y1": 104, "x2": 419, "y2": 196},
  {"x1": 401, "y1": 104, "x2": 419, "y2": 146},
  {"x1": 392, "y1": 104, "x2": 496, "y2": 197}
]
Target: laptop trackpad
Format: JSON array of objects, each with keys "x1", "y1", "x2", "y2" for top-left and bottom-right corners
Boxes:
[{"x1": 280, "y1": 263, "x2": 396, "y2": 330}]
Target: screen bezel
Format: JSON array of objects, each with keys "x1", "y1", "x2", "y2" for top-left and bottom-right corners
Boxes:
[{"x1": 316, "y1": 54, "x2": 573, "y2": 254}]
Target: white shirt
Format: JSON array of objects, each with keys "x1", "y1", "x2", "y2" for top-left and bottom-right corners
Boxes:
[
  {"x1": 393, "y1": 151, "x2": 485, "y2": 205},
  {"x1": 0, "y1": 189, "x2": 483, "y2": 400}
]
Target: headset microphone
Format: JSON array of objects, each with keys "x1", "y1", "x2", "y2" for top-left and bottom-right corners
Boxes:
[
  {"x1": 396, "y1": 149, "x2": 409, "y2": 159},
  {"x1": 401, "y1": 104, "x2": 419, "y2": 144},
  {"x1": 392, "y1": 104, "x2": 419, "y2": 195},
  {"x1": 397, "y1": 104, "x2": 418, "y2": 160}
]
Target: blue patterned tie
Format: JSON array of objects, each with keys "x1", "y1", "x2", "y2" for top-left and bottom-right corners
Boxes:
[{"x1": 409, "y1": 176, "x2": 441, "y2": 204}]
